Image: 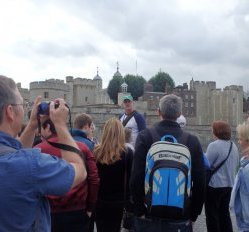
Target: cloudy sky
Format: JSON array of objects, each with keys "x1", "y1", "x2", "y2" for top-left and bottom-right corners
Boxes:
[{"x1": 0, "y1": 0, "x2": 249, "y2": 90}]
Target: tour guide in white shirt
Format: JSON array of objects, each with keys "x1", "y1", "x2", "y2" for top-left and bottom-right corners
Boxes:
[{"x1": 119, "y1": 95, "x2": 146, "y2": 147}]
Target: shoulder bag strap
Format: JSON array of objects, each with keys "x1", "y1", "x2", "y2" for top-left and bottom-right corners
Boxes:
[
  {"x1": 212, "y1": 141, "x2": 233, "y2": 175},
  {"x1": 122, "y1": 111, "x2": 136, "y2": 127}
]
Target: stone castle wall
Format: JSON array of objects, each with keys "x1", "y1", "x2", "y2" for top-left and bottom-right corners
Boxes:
[
  {"x1": 70, "y1": 105, "x2": 238, "y2": 151},
  {"x1": 73, "y1": 84, "x2": 96, "y2": 106},
  {"x1": 19, "y1": 77, "x2": 244, "y2": 150},
  {"x1": 29, "y1": 76, "x2": 110, "y2": 106},
  {"x1": 211, "y1": 88, "x2": 243, "y2": 126},
  {"x1": 192, "y1": 81, "x2": 243, "y2": 126},
  {"x1": 30, "y1": 79, "x2": 70, "y2": 102}
]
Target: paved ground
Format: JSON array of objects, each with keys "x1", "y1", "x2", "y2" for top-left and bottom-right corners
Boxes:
[
  {"x1": 194, "y1": 209, "x2": 238, "y2": 232},
  {"x1": 94, "y1": 209, "x2": 239, "y2": 231}
]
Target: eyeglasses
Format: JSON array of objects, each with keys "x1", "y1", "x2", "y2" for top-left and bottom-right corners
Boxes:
[{"x1": 11, "y1": 102, "x2": 28, "y2": 109}]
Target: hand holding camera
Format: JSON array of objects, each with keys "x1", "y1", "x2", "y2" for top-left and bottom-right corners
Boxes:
[
  {"x1": 37, "y1": 99, "x2": 69, "y2": 128},
  {"x1": 49, "y1": 99, "x2": 69, "y2": 127},
  {"x1": 37, "y1": 101, "x2": 60, "y2": 115}
]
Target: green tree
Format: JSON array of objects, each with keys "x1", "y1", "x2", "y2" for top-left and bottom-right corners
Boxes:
[
  {"x1": 148, "y1": 71, "x2": 175, "y2": 92},
  {"x1": 124, "y1": 74, "x2": 146, "y2": 100},
  {"x1": 107, "y1": 76, "x2": 123, "y2": 104}
]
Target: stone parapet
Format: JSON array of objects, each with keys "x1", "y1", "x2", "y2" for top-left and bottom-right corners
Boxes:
[{"x1": 30, "y1": 80, "x2": 69, "y2": 91}]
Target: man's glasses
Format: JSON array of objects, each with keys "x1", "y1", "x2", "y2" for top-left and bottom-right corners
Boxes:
[{"x1": 11, "y1": 102, "x2": 29, "y2": 109}]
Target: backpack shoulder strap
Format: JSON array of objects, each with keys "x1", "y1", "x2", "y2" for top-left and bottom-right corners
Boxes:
[{"x1": 0, "y1": 144, "x2": 17, "y2": 156}]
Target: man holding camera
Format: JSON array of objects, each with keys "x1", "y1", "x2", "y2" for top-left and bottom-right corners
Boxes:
[{"x1": 0, "y1": 75, "x2": 87, "y2": 231}]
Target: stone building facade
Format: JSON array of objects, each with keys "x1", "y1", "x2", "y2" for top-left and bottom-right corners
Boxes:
[
  {"x1": 22, "y1": 70, "x2": 112, "y2": 108},
  {"x1": 138, "y1": 84, "x2": 165, "y2": 111},
  {"x1": 29, "y1": 79, "x2": 70, "y2": 103},
  {"x1": 173, "y1": 82, "x2": 196, "y2": 117},
  {"x1": 173, "y1": 79, "x2": 243, "y2": 126},
  {"x1": 17, "y1": 72, "x2": 245, "y2": 149}
]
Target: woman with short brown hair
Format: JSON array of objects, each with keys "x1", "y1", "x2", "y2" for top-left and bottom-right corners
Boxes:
[
  {"x1": 212, "y1": 120, "x2": 231, "y2": 140},
  {"x1": 205, "y1": 120, "x2": 239, "y2": 232}
]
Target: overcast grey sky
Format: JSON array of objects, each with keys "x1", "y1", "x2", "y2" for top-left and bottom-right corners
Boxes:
[{"x1": 0, "y1": 0, "x2": 249, "y2": 90}]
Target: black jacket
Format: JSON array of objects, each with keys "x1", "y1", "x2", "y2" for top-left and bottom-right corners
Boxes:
[{"x1": 130, "y1": 120, "x2": 205, "y2": 221}]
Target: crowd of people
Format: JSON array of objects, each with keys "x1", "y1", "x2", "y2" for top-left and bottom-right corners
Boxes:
[{"x1": 0, "y1": 74, "x2": 249, "y2": 232}]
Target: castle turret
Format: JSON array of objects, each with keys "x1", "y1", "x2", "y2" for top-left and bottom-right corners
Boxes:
[
  {"x1": 113, "y1": 62, "x2": 123, "y2": 78},
  {"x1": 121, "y1": 82, "x2": 128, "y2": 93},
  {"x1": 190, "y1": 77, "x2": 194, "y2": 90},
  {"x1": 66, "y1": 76, "x2": 74, "y2": 107},
  {"x1": 93, "y1": 67, "x2": 102, "y2": 91}
]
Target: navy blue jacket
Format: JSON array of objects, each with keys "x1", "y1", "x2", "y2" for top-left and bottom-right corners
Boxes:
[{"x1": 70, "y1": 129, "x2": 94, "y2": 151}]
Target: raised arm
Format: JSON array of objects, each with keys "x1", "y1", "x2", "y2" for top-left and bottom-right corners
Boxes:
[
  {"x1": 49, "y1": 99, "x2": 87, "y2": 188},
  {"x1": 19, "y1": 96, "x2": 42, "y2": 147}
]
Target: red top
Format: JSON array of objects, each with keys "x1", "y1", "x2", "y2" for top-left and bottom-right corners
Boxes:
[{"x1": 35, "y1": 136, "x2": 99, "y2": 213}]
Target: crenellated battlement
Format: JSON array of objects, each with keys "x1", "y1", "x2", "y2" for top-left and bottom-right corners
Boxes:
[
  {"x1": 30, "y1": 79, "x2": 69, "y2": 91},
  {"x1": 193, "y1": 80, "x2": 216, "y2": 90},
  {"x1": 224, "y1": 85, "x2": 243, "y2": 91},
  {"x1": 73, "y1": 77, "x2": 96, "y2": 86}
]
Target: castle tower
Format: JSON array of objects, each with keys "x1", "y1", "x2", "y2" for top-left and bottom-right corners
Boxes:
[
  {"x1": 113, "y1": 61, "x2": 123, "y2": 78},
  {"x1": 190, "y1": 77, "x2": 194, "y2": 90},
  {"x1": 66, "y1": 76, "x2": 74, "y2": 107},
  {"x1": 29, "y1": 79, "x2": 70, "y2": 103},
  {"x1": 93, "y1": 67, "x2": 103, "y2": 91}
]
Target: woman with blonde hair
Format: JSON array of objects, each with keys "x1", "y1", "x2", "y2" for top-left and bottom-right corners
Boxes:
[
  {"x1": 230, "y1": 122, "x2": 249, "y2": 231},
  {"x1": 94, "y1": 118, "x2": 133, "y2": 232}
]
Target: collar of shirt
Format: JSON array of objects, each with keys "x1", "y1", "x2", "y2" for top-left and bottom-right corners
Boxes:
[{"x1": 0, "y1": 130, "x2": 22, "y2": 149}]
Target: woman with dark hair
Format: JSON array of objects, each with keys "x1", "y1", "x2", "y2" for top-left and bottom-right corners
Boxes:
[
  {"x1": 205, "y1": 120, "x2": 239, "y2": 232},
  {"x1": 94, "y1": 118, "x2": 133, "y2": 232}
]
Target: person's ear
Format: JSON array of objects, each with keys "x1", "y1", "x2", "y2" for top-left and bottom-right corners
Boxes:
[
  {"x1": 157, "y1": 108, "x2": 163, "y2": 120},
  {"x1": 45, "y1": 124, "x2": 51, "y2": 134},
  {"x1": 176, "y1": 112, "x2": 181, "y2": 118},
  {"x1": 5, "y1": 105, "x2": 15, "y2": 122}
]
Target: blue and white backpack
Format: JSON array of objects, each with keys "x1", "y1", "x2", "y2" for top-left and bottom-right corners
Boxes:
[{"x1": 144, "y1": 129, "x2": 191, "y2": 218}]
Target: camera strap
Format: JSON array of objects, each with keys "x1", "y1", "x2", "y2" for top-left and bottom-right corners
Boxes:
[
  {"x1": 46, "y1": 140, "x2": 87, "y2": 168},
  {"x1": 37, "y1": 115, "x2": 42, "y2": 135}
]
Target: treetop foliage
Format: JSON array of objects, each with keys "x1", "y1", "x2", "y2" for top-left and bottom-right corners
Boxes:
[
  {"x1": 148, "y1": 71, "x2": 175, "y2": 92},
  {"x1": 107, "y1": 70, "x2": 175, "y2": 103}
]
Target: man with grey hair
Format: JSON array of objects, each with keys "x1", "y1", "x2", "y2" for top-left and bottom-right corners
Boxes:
[
  {"x1": 130, "y1": 94, "x2": 205, "y2": 232},
  {"x1": 0, "y1": 75, "x2": 87, "y2": 231}
]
